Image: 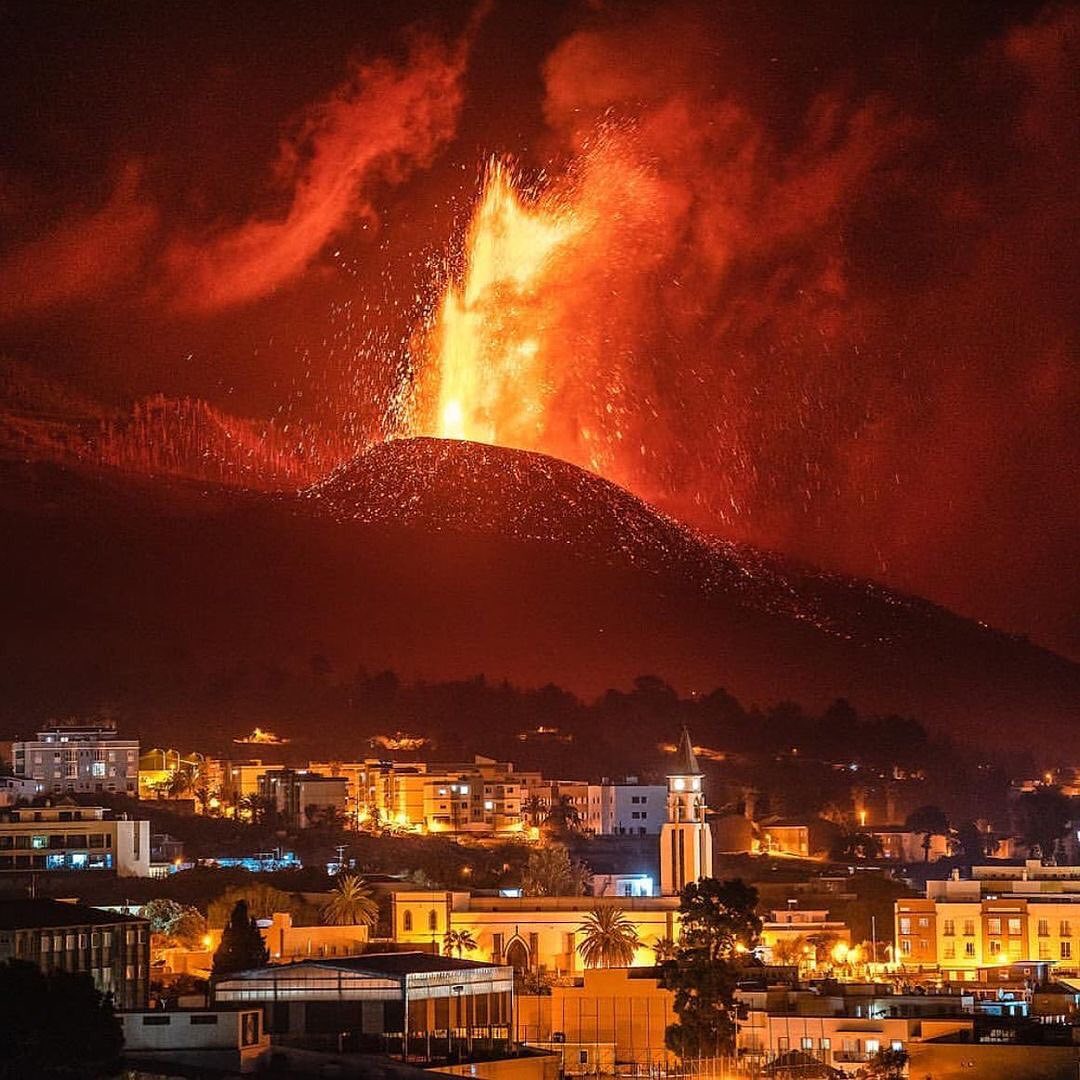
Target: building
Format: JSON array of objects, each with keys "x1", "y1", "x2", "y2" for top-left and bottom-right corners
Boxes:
[
  {"x1": 137, "y1": 747, "x2": 205, "y2": 799},
  {"x1": 0, "y1": 804, "x2": 150, "y2": 876},
  {"x1": 896, "y1": 862, "x2": 1080, "y2": 978},
  {"x1": 0, "y1": 774, "x2": 43, "y2": 806},
  {"x1": 209, "y1": 759, "x2": 286, "y2": 811},
  {"x1": 516, "y1": 967, "x2": 678, "y2": 1074},
  {"x1": 257, "y1": 768, "x2": 349, "y2": 829},
  {"x1": 212, "y1": 952, "x2": 514, "y2": 1056},
  {"x1": 736, "y1": 983, "x2": 976, "y2": 1075},
  {"x1": 120, "y1": 1006, "x2": 268, "y2": 1074},
  {"x1": 549, "y1": 779, "x2": 667, "y2": 837},
  {"x1": 758, "y1": 821, "x2": 811, "y2": 858},
  {"x1": 659, "y1": 728, "x2": 712, "y2": 895},
  {"x1": 310, "y1": 757, "x2": 541, "y2": 835},
  {"x1": 0, "y1": 898, "x2": 150, "y2": 1008},
  {"x1": 13, "y1": 720, "x2": 138, "y2": 796},
  {"x1": 393, "y1": 892, "x2": 679, "y2": 973},
  {"x1": 872, "y1": 825, "x2": 950, "y2": 862},
  {"x1": 760, "y1": 904, "x2": 851, "y2": 965}
]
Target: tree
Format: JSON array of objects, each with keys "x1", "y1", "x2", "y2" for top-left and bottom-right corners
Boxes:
[
  {"x1": 521, "y1": 794, "x2": 548, "y2": 828},
  {"x1": 208, "y1": 883, "x2": 302, "y2": 928},
  {"x1": 321, "y1": 874, "x2": 378, "y2": 927},
  {"x1": 830, "y1": 829, "x2": 884, "y2": 861},
  {"x1": 541, "y1": 795, "x2": 583, "y2": 840},
  {"x1": 856, "y1": 1047, "x2": 908, "y2": 1079},
  {"x1": 0, "y1": 959, "x2": 122, "y2": 1078},
  {"x1": 954, "y1": 819, "x2": 991, "y2": 863},
  {"x1": 140, "y1": 899, "x2": 206, "y2": 948},
  {"x1": 522, "y1": 844, "x2": 590, "y2": 896},
  {"x1": 678, "y1": 878, "x2": 762, "y2": 961},
  {"x1": 305, "y1": 802, "x2": 345, "y2": 829},
  {"x1": 576, "y1": 906, "x2": 640, "y2": 969},
  {"x1": 1017, "y1": 787, "x2": 1074, "y2": 862},
  {"x1": 443, "y1": 929, "x2": 479, "y2": 957},
  {"x1": 141, "y1": 898, "x2": 186, "y2": 935},
  {"x1": 662, "y1": 878, "x2": 761, "y2": 1059},
  {"x1": 651, "y1": 936, "x2": 679, "y2": 963},
  {"x1": 906, "y1": 805, "x2": 949, "y2": 862},
  {"x1": 211, "y1": 900, "x2": 269, "y2": 979},
  {"x1": 770, "y1": 935, "x2": 808, "y2": 967}
]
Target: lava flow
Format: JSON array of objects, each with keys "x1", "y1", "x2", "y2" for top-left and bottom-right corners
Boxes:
[{"x1": 420, "y1": 160, "x2": 580, "y2": 450}]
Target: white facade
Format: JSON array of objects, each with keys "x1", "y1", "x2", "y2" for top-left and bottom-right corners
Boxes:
[
  {"x1": 121, "y1": 1008, "x2": 268, "y2": 1073},
  {"x1": 14, "y1": 724, "x2": 138, "y2": 796},
  {"x1": 0, "y1": 805, "x2": 150, "y2": 876}
]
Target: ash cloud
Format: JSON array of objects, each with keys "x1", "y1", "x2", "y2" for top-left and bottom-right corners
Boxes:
[
  {"x1": 522, "y1": 1, "x2": 1079, "y2": 655},
  {"x1": 161, "y1": 35, "x2": 467, "y2": 313}
]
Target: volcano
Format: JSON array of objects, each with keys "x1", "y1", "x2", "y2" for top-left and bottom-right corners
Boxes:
[{"x1": 1, "y1": 434, "x2": 1077, "y2": 757}]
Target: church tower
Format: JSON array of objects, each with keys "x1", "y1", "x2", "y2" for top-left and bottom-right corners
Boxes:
[{"x1": 660, "y1": 727, "x2": 713, "y2": 896}]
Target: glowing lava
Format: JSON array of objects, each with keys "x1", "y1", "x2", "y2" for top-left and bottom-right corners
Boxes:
[{"x1": 426, "y1": 161, "x2": 579, "y2": 447}]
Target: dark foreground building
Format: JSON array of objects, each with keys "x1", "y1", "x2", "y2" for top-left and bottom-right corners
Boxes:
[{"x1": 0, "y1": 897, "x2": 149, "y2": 1008}]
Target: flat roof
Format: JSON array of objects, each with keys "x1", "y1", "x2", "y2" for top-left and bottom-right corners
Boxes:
[
  {"x1": 316, "y1": 952, "x2": 497, "y2": 975},
  {"x1": 0, "y1": 898, "x2": 144, "y2": 930}
]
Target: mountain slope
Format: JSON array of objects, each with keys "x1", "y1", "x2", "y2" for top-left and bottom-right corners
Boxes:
[{"x1": 0, "y1": 438, "x2": 1076, "y2": 757}]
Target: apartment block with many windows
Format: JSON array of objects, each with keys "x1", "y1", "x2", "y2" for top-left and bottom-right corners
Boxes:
[
  {"x1": 0, "y1": 805, "x2": 150, "y2": 876},
  {"x1": 14, "y1": 722, "x2": 138, "y2": 796}
]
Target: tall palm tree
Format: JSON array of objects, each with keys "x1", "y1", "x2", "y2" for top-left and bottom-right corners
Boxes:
[
  {"x1": 651, "y1": 936, "x2": 679, "y2": 963},
  {"x1": 443, "y1": 928, "x2": 479, "y2": 957},
  {"x1": 521, "y1": 795, "x2": 548, "y2": 828},
  {"x1": 321, "y1": 874, "x2": 379, "y2": 927},
  {"x1": 576, "y1": 906, "x2": 640, "y2": 969}
]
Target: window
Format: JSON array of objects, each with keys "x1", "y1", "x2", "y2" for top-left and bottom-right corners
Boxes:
[
  {"x1": 965, "y1": 941, "x2": 976, "y2": 958},
  {"x1": 1061, "y1": 921, "x2": 1072, "y2": 938},
  {"x1": 801, "y1": 1037, "x2": 813, "y2": 1051},
  {"x1": 918, "y1": 917, "x2": 930, "y2": 929},
  {"x1": 943, "y1": 942, "x2": 956, "y2": 959},
  {"x1": 900, "y1": 939, "x2": 911, "y2": 955},
  {"x1": 428, "y1": 909, "x2": 438, "y2": 932},
  {"x1": 579, "y1": 1051, "x2": 589, "y2": 1064},
  {"x1": 891, "y1": 1041, "x2": 903, "y2": 1052},
  {"x1": 91, "y1": 762, "x2": 106, "y2": 778},
  {"x1": 31, "y1": 835, "x2": 48, "y2": 850},
  {"x1": 1007, "y1": 917, "x2": 1022, "y2": 936},
  {"x1": 190, "y1": 1015, "x2": 218, "y2": 1025},
  {"x1": 989, "y1": 940, "x2": 1002, "y2": 955},
  {"x1": 899, "y1": 917, "x2": 912, "y2": 935},
  {"x1": 1062, "y1": 941, "x2": 1072, "y2": 960},
  {"x1": 40, "y1": 935, "x2": 51, "y2": 953},
  {"x1": 964, "y1": 919, "x2": 976, "y2": 936},
  {"x1": 142, "y1": 1015, "x2": 171, "y2": 1026},
  {"x1": 943, "y1": 919, "x2": 955, "y2": 936},
  {"x1": 1039, "y1": 942, "x2": 1051, "y2": 960},
  {"x1": 1038, "y1": 919, "x2": 1050, "y2": 937},
  {"x1": 987, "y1": 918, "x2": 1002, "y2": 935}
]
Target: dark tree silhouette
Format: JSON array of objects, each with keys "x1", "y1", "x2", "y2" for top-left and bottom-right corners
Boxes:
[
  {"x1": 906, "y1": 805, "x2": 950, "y2": 862},
  {"x1": 211, "y1": 899, "x2": 269, "y2": 978},
  {"x1": 0, "y1": 959, "x2": 122, "y2": 1079},
  {"x1": 1017, "y1": 787, "x2": 1075, "y2": 863}
]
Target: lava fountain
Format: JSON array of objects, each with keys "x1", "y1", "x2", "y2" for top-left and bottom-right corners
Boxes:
[{"x1": 421, "y1": 160, "x2": 581, "y2": 449}]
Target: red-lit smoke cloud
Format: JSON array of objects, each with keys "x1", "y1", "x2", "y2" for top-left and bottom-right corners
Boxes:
[
  {"x1": 430, "y1": 1, "x2": 1078, "y2": 652},
  {"x1": 0, "y1": 161, "x2": 157, "y2": 316},
  {"x1": 162, "y1": 36, "x2": 466, "y2": 313}
]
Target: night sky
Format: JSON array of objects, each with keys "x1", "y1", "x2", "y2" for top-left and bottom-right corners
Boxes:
[{"x1": 1, "y1": 0, "x2": 1076, "y2": 659}]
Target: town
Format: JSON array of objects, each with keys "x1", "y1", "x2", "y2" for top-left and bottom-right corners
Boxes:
[{"x1": 4, "y1": 711, "x2": 1080, "y2": 1078}]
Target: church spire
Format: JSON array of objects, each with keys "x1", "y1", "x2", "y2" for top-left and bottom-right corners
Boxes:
[{"x1": 670, "y1": 726, "x2": 701, "y2": 776}]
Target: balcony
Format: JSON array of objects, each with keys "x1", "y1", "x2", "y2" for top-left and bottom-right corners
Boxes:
[{"x1": 833, "y1": 1051, "x2": 870, "y2": 1063}]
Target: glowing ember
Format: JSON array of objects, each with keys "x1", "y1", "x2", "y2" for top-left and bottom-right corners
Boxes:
[
  {"x1": 233, "y1": 727, "x2": 288, "y2": 745},
  {"x1": 422, "y1": 160, "x2": 580, "y2": 448}
]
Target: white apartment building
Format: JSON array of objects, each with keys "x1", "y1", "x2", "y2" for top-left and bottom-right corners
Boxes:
[
  {"x1": 0, "y1": 805, "x2": 150, "y2": 876},
  {"x1": 14, "y1": 722, "x2": 138, "y2": 796}
]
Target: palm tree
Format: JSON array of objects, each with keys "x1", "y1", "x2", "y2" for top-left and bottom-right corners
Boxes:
[
  {"x1": 576, "y1": 906, "x2": 640, "y2": 969},
  {"x1": 652, "y1": 936, "x2": 679, "y2": 963},
  {"x1": 443, "y1": 928, "x2": 479, "y2": 957},
  {"x1": 521, "y1": 794, "x2": 548, "y2": 828},
  {"x1": 321, "y1": 874, "x2": 379, "y2": 927}
]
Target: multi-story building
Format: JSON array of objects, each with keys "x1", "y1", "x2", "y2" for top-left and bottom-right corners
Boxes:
[
  {"x1": 0, "y1": 898, "x2": 150, "y2": 1008},
  {"x1": 208, "y1": 759, "x2": 286, "y2": 810},
  {"x1": 896, "y1": 862, "x2": 1080, "y2": 979},
  {"x1": 0, "y1": 775, "x2": 43, "y2": 806},
  {"x1": 550, "y1": 779, "x2": 667, "y2": 836},
  {"x1": 13, "y1": 721, "x2": 138, "y2": 796},
  {"x1": 257, "y1": 769, "x2": 349, "y2": 829},
  {"x1": 137, "y1": 748, "x2": 205, "y2": 799},
  {"x1": 0, "y1": 804, "x2": 150, "y2": 876},
  {"x1": 760, "y1": 905, "x2": 851, "y2": 965}
]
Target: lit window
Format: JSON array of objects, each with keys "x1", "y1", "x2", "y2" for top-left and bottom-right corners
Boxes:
[
  {"x1": 866, "y1": 1039, "x2": 880, "y2": 1055},
  {"x1": 1062, "y1": 941, "x2": 1072, "y2": 960},
  {"x1": 987, "y1": 918, "x2": 1002, "y2": 935}
]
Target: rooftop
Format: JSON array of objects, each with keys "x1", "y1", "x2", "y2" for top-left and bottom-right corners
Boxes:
[{"x1": 0, "y1": 898, "x2": 144, "y2": 930}]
